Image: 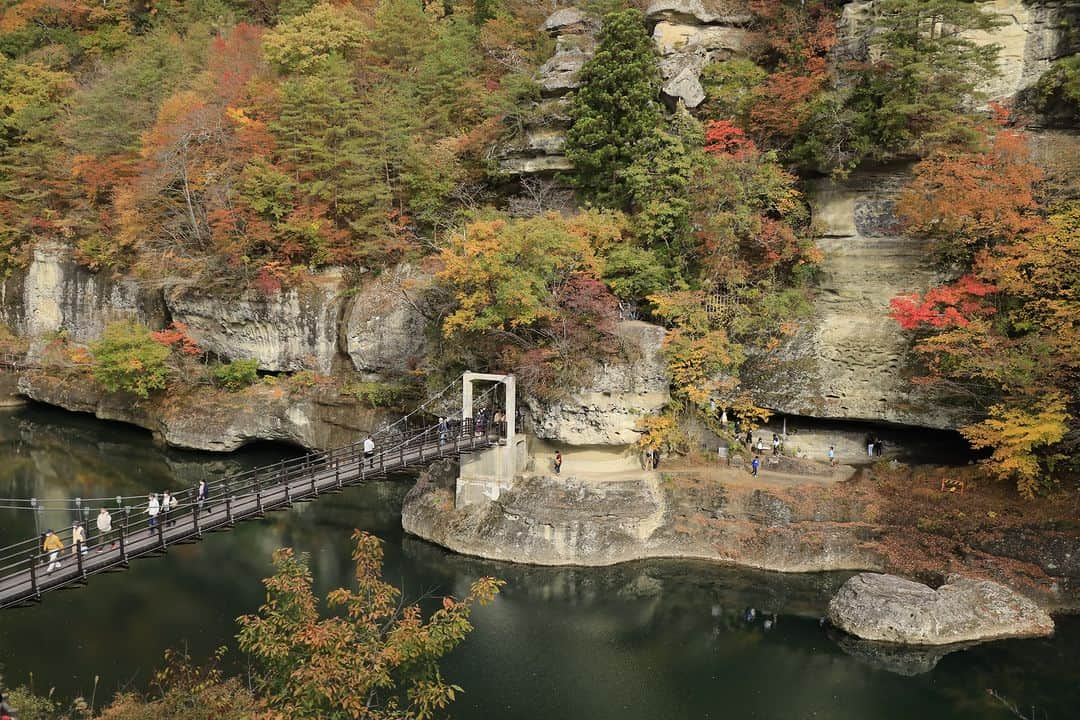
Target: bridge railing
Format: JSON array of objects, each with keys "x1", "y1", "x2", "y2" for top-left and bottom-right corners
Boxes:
[{"x1": 0, "y1": 415, "x2": 507, "y2": 605}]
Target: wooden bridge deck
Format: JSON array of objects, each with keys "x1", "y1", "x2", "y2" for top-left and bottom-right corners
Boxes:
[{"x1": 0, "y1": 424, "x2": 499, "y2": 609}]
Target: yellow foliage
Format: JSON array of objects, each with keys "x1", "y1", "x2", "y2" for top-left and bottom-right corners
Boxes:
[
  {"x1": 961, "y1": 394, "x2": 1070, "y2": 499},
  {"x1": 636, "y1": 413, "x2": 686, "y2": 453}
]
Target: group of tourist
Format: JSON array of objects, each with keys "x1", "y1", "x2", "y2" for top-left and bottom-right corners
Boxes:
[{"x1": 39, "y1": 479, "x2": 212, "y2": 573}]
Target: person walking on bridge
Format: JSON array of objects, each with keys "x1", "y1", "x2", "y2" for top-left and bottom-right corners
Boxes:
[
  {"x1": 162, "y1": 490, "x2": 176, "y2": 528},
  {"x1": 146, "y1": 493, "x2": 160, "y2": 532},
  {"x1": 71, "y1": 521, "x2": 86, "y2": 556},
  {"x1": 364, "y1": 435, "x2": 376, "y2": 467},
  {"x1": 96, "y1": 507, "x2": 114, "y2": 551},
  {"x1": 197, "y1": 480, "x2": 210, "y2": 514},
  {"x1": 43, "y1": 529, "x2": 63, "y2": 573}
]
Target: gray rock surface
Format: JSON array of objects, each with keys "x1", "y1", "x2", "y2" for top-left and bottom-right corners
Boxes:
[
  {"x1": 343, "y1": 264, "x2": 433, "y2": 375},
  {"x1": 527, "y1": 321, "x2": 670, "y2": 446},
  {"x1": 17, "y1": 371, "x2": 393, "y2": 452},
  {"x1": 827, "y1": 572, "x2": 1055, "y2": 645},
  {"x1": 650, "y1": 17, "x2": 751, "y2": 108},
  {"x1": 646, "y1": 0, "x2": 753, "y2": 25},
  {"x1": 165, "y1": 272, "x2": 344, "y2": 374}
]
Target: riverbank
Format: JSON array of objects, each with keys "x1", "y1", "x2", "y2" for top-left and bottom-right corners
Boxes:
[{"x1": 403, "y1": 457, "x2": 1080, "y2": 614}]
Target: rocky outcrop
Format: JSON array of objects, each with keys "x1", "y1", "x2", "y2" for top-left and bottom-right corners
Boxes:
[
  {"x1": 164, "y1": 272, "x2": 344, "y2": 374},
  {"x1": 343, "y1": 265, "x2": 434, "y2": 376},
  {"x1": 527, "y1": 321, "x2": 670, "y2": 446},
  {"x1": 745, "y1": 166, "x2": 971, "y2": 429},
  {"x1": 837, "y1": 0, "x2": 1080, "y2": 104},
  {"x1": 500, "y1": 9, "x2": 596, "y2": 174},
  {"x1": 404, "y1": 460, "x2": 882, "y2": 570},
  {"x1": 0, "y1": 241, "x2": 165, "y2": 351},
  {"x1": 17, "y1": 370, "x2": 393, "y2": 452},
  {"x1": 647, "y1": 1, "x2": 752, "y2": 107},
  {"x1": 827, "y1": 572, "x2": 1055, "y2": 645}
]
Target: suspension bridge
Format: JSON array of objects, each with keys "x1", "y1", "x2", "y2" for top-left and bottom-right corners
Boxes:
[{"x1": 0, "y1": 371, "x2": 520, "y2": 609}]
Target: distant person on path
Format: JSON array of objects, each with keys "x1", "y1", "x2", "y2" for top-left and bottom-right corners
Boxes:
[
  {"x1": 866, "y1": 434, "x2": 874, "y2": 458},
  {"x1": 364, "y1": 435, "x2": 376, "y2": 467},
  {"x1": 652, "y1": 448, "x2": 660, "y2": 469},
  {"x1": 744, "y1": 429, "x2": 753, "y2": 447},
  {"x1": 874, "y1": 437, "x2": 885, "y2": 457},
  {"x1": 772, "y1": 434, "x2": 780, "y2": 456},
  {"x1": 147, "y1": 493, "x2": 160, "y2": 531},
  {"x1": 554, "y1": 451, "x2": 562, "y2": 475},
  {"x1": 828, "y1": 445, "x2": 837, "y2": 467},
  {"x1": 755, "y1": 437, "x2": 764, "y2": 453},
  {"x1": 43, "y1": 529, "x2": 63, "y2": 573},
  {"x1": 96, "y1": 508, "x2": 113, "y2": 551},
  {"x1": 720, "y1": 409, "x2": 728, "y2": 428},
  {"x1": 438, "y1": 416, "x2": 449, "y2": 444},
  {"x1": 71, "y1": 521, "x2": 86, "y2": 556},
  {"x1": 751, "y1": 456, "x2": 760, "y2": 476},
  {"x1": 197, "y1": 479, "x2": 210, "y2": 514}
]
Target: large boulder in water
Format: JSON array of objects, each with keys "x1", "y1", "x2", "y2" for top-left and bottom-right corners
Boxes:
[{"x1": 827, "y1": 572, "x2": 1054, "y2": 645}]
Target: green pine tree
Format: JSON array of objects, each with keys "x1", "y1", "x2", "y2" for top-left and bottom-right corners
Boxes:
[{"x1": 565, "y1": 8, "x2": 663, "y2": 206}]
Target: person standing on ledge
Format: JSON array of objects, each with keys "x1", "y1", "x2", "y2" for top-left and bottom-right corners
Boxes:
[
  {"x1": 828, "y1": 445, "x2": 837, "y2": 467},
  {"x1": 554, "y1": 451, "x2": 562, "y2": 475}
]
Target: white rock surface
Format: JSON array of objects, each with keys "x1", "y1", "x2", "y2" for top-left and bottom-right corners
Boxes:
[
  {"x1": 528, "y1": 321, "x2": 670, "y2": 446},
  {"x1": 828, "y1": 573, "x2": 1055, "y2": 645}
]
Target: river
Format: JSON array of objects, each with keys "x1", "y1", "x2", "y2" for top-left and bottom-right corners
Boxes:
[{"x1": 0, "y1": 404, "x2": 1076, "y2": 719}]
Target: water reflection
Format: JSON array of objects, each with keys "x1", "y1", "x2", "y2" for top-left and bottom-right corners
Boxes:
[{"x1": 0, "y1": 404, "x2": 1076, "y2": 720}]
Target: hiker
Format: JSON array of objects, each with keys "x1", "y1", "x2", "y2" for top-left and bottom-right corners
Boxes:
[
  {"x1": 197, "y1": 479, "x2": 210, "y2": 513},
  {"x1": 751, "y1": 455, "x2": 760, "y2": 476},
  {"x1": 162, "y1": 490, "x2": 175, "y2": 527},
  {"x1": 43, "y1": 529, "x2": 63, "y2": 573},
  {"x1": 438, "y1": 416, "x2": 449, "y2": 444},
  {"x1": 553, "y1": 451, "x2": 562, "y2": 475},
  {"x1": 755, "y1": 437, "x2": 764, "y2": 453},
  {"x1": 875, "y1": 437, "x2": 885, "y2": 457},
  {"x1": 96, "y1": 508, "x2": 114, "y2": 551},
  {"x1": 71, "y1": 521, "x2": 86, "y2": 556},
  {"x1": 828, "y1": 445, "x2": 837, "y2": 467},
  {"x1": 772, "y1": 434, "x2": 781, "y2": 456},
  {"x1": 744, "y1": 429, "x2": 753, "y2": 447},
  {"x1": 652, "y1": 448, "x2": 660, "y2": 469},
  {"x1": 364, "y1": 435, "x2": 376, "y2": 467},
  {"x1": 866, "y1": 433, "x2": 874, "y2": 458},
  {"x1": 147, "y1": 493, "x2": 160, "y2": 531},
  {"x1": 720, "y1": 409, "x2": 728, "y2": 428}
]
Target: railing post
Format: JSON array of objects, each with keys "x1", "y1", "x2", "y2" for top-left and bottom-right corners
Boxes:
[
  {"x1": 193, "y1": 503, "x2": 201, "y2": 538},
  {"x1": 335, "y1": 448, "x2": 342, "y2": 488},
  {"x1": 285, "y1": 481, "x2": 292, "y2": 506},
  {"x1": 75, "y1": 540, "x2": 86, "y2": 580},
  {"x1": 400, "y1": 437, "x2": 406, "y2": 468},
  {"x1": 157, "y1": 513, "x2": 166, "y2": 552},
  {"x1": 310, "y1": 455, "x2": 318, "y2": 497},
  {"x1": 255, "y1": 472, "x2": 263, "y2": 515},
  {"x1": 28, "y1": 552, "x2": 39, "y2": 600},
  {"x1": 225, "y1": 480, "x2": 234, "y2": 525},
  {"x1": 120, "y1": 510, "x2": 129, "y2": 564}
]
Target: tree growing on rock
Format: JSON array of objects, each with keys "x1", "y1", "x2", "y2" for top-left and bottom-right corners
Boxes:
[{"x1": 565, "y1": 8, "x2": 663, "y2": 207}]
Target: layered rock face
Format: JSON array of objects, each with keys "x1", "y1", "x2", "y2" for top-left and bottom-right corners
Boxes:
[
  {"x1": 0, "y1": 242, "x2": 165, "y2": 351},
  {"x1": 747, "y1": 167, "x2": 971, "y2": 429},
  {"x1": 527, "y1": 320, "x2": 670, "y2": 446},
  {"x1": 500, "y1": 9, "x2": 594, "y2": 174},
  {"x1": 827, "y1": 572, "x2": 1055, "y2": 645},
  {"x1": 648, "y1": 0, "x2": 752, "y2": 107},
  {"x1": 165, "y1": 273, "x2": 344, "y2": 374}
]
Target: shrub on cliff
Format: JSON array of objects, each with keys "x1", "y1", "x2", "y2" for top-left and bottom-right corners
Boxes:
[
  {"x1": 90, "y1": 321, "x2": 170, "y2": 398},
  {"x1": 210, "y1": 359, "x2": 260, "y2": 392}
]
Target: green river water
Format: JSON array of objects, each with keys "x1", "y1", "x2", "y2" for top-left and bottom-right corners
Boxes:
[{"x1": 0, "y1": 404, "x2": 1076, "y2": 719}]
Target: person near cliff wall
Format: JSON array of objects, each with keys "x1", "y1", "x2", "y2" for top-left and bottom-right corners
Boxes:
[
  {"x1": 751, "y1": 456, "x2": 760, "y2": 476},
  {"x1": 96, "y1": 508, "x2": 113, "y2": 551},
  {"x1": 43, "y1": 530, "x2": 63, "y2": 573},
  {"x1": 554, "y1": 451, "x2": 562, "y2": 475}
]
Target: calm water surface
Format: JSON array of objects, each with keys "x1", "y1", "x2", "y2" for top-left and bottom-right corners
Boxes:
[{"x1": 0, "y1": 404, "x2": 1076, "y2": 719}]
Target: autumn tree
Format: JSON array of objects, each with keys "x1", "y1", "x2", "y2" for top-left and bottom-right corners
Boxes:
[{"x1": 237, "y1": 530, "x2": 502, "y2": 720}]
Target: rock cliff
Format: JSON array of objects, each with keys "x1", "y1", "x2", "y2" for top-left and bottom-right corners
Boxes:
[
  {"x1": 746, "y1": 167, "x2": 969, "y2": 429},
  {"x1": 526, "y1": 320, "x2": 670, "y2": 446}
]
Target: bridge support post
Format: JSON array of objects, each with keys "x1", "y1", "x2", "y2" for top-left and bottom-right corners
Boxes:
[
  {"x1": 156, "y1": 516, "x2": 166, "y2": 553},
  {"x1": 225, "y1": 481, "x2": 234, "y2": 525},
  {"x1": 119, "y1": 513, "x2": 129, "y2": 565},
  {"x1": 75, "y1": 541, "x2": 86, "y2": 580},
  {"x1": 255, "y1": 473, "x2": 263, "y2": 516},
  {"x1": 457, "y1": 373, "x2": 524, "y2": 507}
]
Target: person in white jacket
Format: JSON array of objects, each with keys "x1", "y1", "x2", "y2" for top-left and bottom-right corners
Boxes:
[
  {"x1": 97, "y1": 507, "x2": 114, "y2": 551},
  {"x1": 147, "y1": 493, "x2": 160, "y2": 532}
]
